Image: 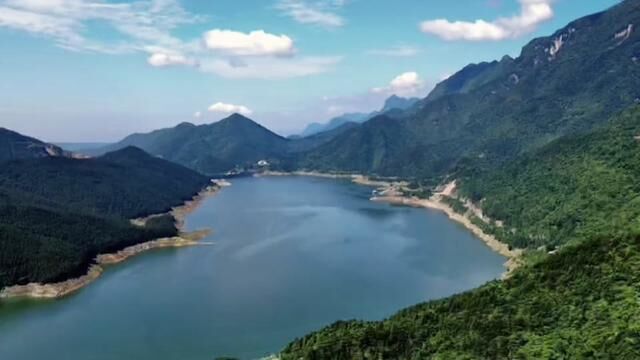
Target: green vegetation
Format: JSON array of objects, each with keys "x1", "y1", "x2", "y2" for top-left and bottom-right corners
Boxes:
[
  {"x1": 98, "y1": 114, "x2": 293, "y2": 175},
  {"x1": 296, "y1": 0, "x2": 640, "y2": 178},
  {"x1": 459, "y1": 106, "x2": 640, "y2": 249},
  {"x1": 282, "y1": 233, "x2": 640, "y2": 359},
  {"x1": 0, "y1": 146, "x2": 211, "y2": 219},
  {"x1": 280, "y1": 3, "x2": 640, "y2": 357},
  {"x1": 0, "y1": 146, "x2": 210, "y2": 288},
  {"x1": 0, "y1": 207, "x2": 175, "y2": 287}
]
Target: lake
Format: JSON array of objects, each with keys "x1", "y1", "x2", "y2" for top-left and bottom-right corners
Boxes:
[{"x1": 0, "y1": 176, "x2": 506, "y2": 360}]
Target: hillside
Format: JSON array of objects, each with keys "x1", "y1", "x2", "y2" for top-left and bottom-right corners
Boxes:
[
  {"x1": 280, "y1": 96, "x2": 640, "y2": 360},
  {"x1": 282, "y1": 231, "x2": 640, "y2": 359},
  {"x1": 297, "y1": 0, "x2": 640, "y2": 178},
  {"x1": 100, "y1": 114, "x2": 290, "y2": 175},
  {"x1": 457, "y1": 106, "x2": 640, "y2": 250},
  {"x1": 0, "y1": 127, "x2": 70, "y2": 162},
  {"x1": 299, "y1": 95, "x2": 419, "y2": 137},
  {"x1": 0, "y1": 146, "x2": 211, "y2": 219},
  {"x1": 0, "y1": 144, "x2": 211, "y2": 289}
]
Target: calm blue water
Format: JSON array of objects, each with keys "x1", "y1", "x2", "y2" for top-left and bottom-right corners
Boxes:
[{"x1": 0, "y1": 176, "x2": 505, "y2": 359}]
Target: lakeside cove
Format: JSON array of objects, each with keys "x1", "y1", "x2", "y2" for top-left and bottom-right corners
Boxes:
[
  {"x1": 0, "y1": 184, "x2": 224, "y2": 300},
  {"x1": 260, "y1": 171, "x2": 522, "y2": 276}
]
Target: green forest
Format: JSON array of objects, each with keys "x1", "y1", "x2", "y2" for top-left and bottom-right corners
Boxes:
[
  {"x1": 0, "y1": 146, "x2": 210, "y2": 288},
  {"x1": 282, "y1": 232, "x2": 640, "y2": 359},
  {"x1": 280, "y1": 106, "x2": 640, "y2": 359},
  {"x1": 459, "y1": 106, "x2": 640, "y2": 250}
]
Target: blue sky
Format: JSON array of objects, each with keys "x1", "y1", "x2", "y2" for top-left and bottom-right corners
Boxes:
[{"x1": 0, "y1": 0, "x2": 619, "y2": 141}]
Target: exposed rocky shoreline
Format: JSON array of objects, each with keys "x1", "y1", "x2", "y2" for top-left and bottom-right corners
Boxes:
[{"x1": 261, "y1": 171, "x2": 521, "y2": 277}]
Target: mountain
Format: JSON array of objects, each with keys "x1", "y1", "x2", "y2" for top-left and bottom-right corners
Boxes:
[
  {"x1": 0, "y1": 141, "x2": 211, "y2": 289},
  {"x1": 287, "y1": 121, "x2": 360, "y2": 153},
  {"x1": 424, "y1": 56, "x2": 514, "y2": 102},
  {"x1": 297, "y1": 0, "x2": 640, "y2": 179},
  {"x1": 0, "y1": 127, "x2": 70, "y2": 162},
  {"x1": 457, "y1": 105, "x2": 640, "y2": 249},
  {"x1": 0, "y1": 146, "x2": 211, "y2": 219},
  {"x1": 99, "y1": 114, "x2": 290, "y2": 175},
  {"x1": 300, "y1": 112, "x2": 372, "y2": 137},
  {"x1": 280, "y1": 3, "x2": 640, "y2": 357},
  {"x1": 299, "y1": 95, "x2": 419, "y2": 137},
  {"x1": 282, "y1": 106, "x2": 640, "y2": 360},
  {"x1": 381, "y1": 94, "x2": 419, "y2": 112},
  {"x1": 282, "y1": 231, "x2": 640, "y2": 359}
]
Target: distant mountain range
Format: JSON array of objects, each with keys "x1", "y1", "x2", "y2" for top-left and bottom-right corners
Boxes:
[
  {"x1": 93, "y1": 1, "x2": 640, "y2": 181},
  {"x1": 299, "y1": 95, "x2": 419, "y2": 137},
  {"x1": 96, "y1": 114, "x2": 292, "y2": 175},
  {"x1": 295, "y1": 0, "x2": 640, "y2": 178}
]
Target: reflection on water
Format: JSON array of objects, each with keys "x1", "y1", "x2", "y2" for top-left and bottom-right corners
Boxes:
[{"x1": 0, "y1": 176, "x2": 505, "y2": 360}]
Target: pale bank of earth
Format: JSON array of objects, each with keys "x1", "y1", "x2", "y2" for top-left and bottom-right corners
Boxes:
[{"x1": 261, "y1": 171, "x2": 521, "y2": 277}]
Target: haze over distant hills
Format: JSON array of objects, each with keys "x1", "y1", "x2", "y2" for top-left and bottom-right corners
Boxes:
[
  {"x1": 299, "y1": 95, "x2": 420, "y2": 137},
  {"x1": 94, "y1": 1, "x2": 640, "y2": 181},
  {"x1": 92, "y1": 95, "x2": 420, "y2": 175},
  {"x1": 96, "y1": 113, "x2": 293, "y2": 175}
]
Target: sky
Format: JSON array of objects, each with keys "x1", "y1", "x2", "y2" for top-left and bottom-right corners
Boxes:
[{"x1": 0, "y1": 0, "x2": 620, "y2": 142}]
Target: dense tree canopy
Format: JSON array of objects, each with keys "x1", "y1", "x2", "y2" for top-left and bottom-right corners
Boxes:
[{"x1": 0, "y1": 146, "x2": 210, "y2": 288}]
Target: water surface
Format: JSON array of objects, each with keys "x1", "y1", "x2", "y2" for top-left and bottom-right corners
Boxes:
[{"x1": 0, "y1": 176, "x2": 505, "y2": 359}]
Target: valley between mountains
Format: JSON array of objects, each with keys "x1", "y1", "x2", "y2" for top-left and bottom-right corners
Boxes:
[{"x1": 1, "y1": 1, "x2": 640, "y2": 359}]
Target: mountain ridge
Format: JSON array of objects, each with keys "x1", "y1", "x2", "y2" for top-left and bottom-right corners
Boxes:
[
  {"x1": 299, "y1": 95, "x2": 419, "y2": 137},
  {"x1": 0, "y1": 127, "x2": 72, "y2": 162},
  {"x1": 295, "y1": 0, "x2": 640, "y2": 178}
]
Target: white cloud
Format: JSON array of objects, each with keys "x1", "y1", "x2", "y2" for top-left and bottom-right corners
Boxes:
[
  {"x1": 372, "y1": 72, "x2": 424, "y2": 96},
  {"x1": 203, "y1": 29, "x2": 295, "y2": 57},
  {"x1": 367, "y1": 44, "x2": 421, "y2": 57},
  {"x1": 0, "y1": 0, "x2": 200, "y2": 53},
  {"x1": 0, "y1": 0, "x2": 341, "y2": 80},
  {"x1": 208, "y1": 102, "x2": 253, "y2": 116},
  {"x1": 148, "y1": 52, "x2": 197, "y2": 67},
  {"x1": 193, "y1": 111, "x2": 202, "y2": 118},
  {"x1": 420, "y1": 0, "x2": 554, "y2": 41},
  {"x1": 276, "y1": 0, "x2": 345, "y2": 28},
  {"x1": 201, "y1": 56, "x2": 342, "y2": 79}
]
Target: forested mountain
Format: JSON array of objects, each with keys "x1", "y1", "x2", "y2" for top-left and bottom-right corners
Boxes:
[
  {"x1": 287, "y1": 122, "x2": 360, "y2": 153},
  {"x1": 99, "y1": 114, "x2": 290, "y2": 175},
  {"x1": 296, "y1": 0, "x2": 640, "y2": 178},
  {"x1": 282, "y1": 231, "x2": 640, "y2": 359},
  {"x1": 0, "y1": 146, "x2": 210, "y2": 219},
  {"x1": 457, "y1": 106, "x2": 640, "y2": 250},
  {"x1": 0, "y1": 144, "x2": 211, "y2": 289},
  {"x1": 0, "y1": 127, "x2": 71, "y2": 162},
  {"x1": 279, "y1": 2, "x2": 640, "y2": 357}
]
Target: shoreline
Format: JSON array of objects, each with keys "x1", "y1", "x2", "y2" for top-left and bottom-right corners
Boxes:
[
  {"x1": 372, "y1": 194, "x2": 521, "y2": 277},
  {"x1": 0, "y1": 183, "x2": 224, "y2": 300},
  {"x1": 262, "y1": 171, "x2": 521, "y2": 277}
]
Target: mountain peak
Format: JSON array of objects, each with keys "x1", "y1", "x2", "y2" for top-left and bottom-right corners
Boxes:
[
  {"x1": 382, "y1": 95, "x2": 419, "y2": 112},
  {"x1": 221, "y1": 113, "x2": 254, "y2": 123},
  {"x1": 101, "y1": 146, "x2": 152, "y2": 161},
  {"x1": 175, "y1": 122, "x2": 196, "y2": 129}
]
